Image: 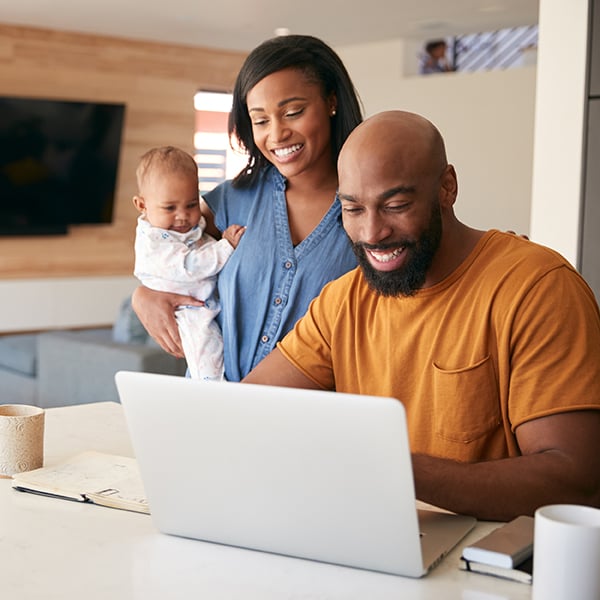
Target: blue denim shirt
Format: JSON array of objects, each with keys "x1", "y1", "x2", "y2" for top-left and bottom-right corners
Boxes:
[{"x1": 203, "y1": 167, "x2": 357, "y2": 381}]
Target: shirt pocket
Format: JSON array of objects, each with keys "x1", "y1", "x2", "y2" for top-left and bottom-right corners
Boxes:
[{"x1": 432, "y1": 355, "x2": 501, "y2": 444}]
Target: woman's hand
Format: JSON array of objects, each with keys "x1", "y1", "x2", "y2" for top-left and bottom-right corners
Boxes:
[
  {"x1": 506, "y1": 230, "x2": 530, "y2": 240},
  {"x1": 131, "y1": 286, "x2": 203, "y2": 357}
]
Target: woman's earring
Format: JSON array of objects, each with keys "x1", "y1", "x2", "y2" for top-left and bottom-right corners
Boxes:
[{"x1": 330, "y1": 109, "x2": 337, "y2": 116}]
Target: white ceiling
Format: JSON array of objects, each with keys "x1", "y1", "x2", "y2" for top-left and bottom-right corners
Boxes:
[{"x1": 2, "y1": 0, "x2": 539, "y2": 52}]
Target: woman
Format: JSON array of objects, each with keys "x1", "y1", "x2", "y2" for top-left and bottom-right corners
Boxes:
[{"x1": 133, "y1": 34, "x2": 363, "y2": 380}]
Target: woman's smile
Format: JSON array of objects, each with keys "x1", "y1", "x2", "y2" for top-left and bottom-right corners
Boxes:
[{"x1": 272, "y1": 143, "x2": 304, "y2": 161}]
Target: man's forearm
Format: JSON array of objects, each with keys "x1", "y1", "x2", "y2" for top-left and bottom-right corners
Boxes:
[{"x1": 412, "y1": 450, "x2": 600, "y2": 522}]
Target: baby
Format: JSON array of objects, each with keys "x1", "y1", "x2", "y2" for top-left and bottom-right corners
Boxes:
[{"x1": 132, "y1": 146, "x2": 244, "y2": 380}]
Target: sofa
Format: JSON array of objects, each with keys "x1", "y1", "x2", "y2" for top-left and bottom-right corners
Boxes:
[{"x1": 0, "y1": 298, "x2": 187, "y2": 408}]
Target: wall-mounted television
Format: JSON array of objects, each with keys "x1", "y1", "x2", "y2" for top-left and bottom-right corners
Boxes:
[{"x1": 0, "y1": 95, "x2": 126, "y2": 235}]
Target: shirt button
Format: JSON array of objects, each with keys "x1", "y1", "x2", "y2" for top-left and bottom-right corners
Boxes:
[
  {"x1": 284, "y1": 261, "x2": 292, "y2": 269},
  {"x1": 274, "y1": 297, "x2": 282, "y2": 305},
  {"x1": 261, "y1": 335, "x2": 269, "y2": 343}
]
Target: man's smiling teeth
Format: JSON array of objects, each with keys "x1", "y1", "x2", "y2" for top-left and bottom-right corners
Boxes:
[
  {"x1": 368, "y1": 247, "x2": 405, "y2": 263},
  {"x1": 273, "y1": 143, "x2": 302, "y2": 157}
]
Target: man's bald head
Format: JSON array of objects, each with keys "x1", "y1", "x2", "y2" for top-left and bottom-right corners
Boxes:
[
  {"x1": 338, "y1": 110, "x2": 448, "y2": 183},
  {"x1": 336, "y1": 110, "x2": 459, "y2": 296}
]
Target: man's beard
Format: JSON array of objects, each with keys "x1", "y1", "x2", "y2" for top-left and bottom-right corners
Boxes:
[{"x1": 351, "y1": 202, "x2": 442, "y2": 297}]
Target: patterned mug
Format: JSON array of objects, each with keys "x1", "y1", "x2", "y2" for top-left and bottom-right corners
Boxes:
[{"x1": 0, "y1": 404, "x2": 45, "y2": 477}]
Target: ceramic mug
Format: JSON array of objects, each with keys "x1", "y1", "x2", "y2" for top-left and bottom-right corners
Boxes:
[
  {"x1": 532, "y1": 503, "x2": 600, "y2": 600},
  {"x1": 0, "y1": 404, "x2": 45, "y2": 477}
]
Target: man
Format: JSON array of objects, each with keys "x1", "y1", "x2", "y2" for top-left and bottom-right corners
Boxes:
[{"x1": 243, "y1": 110, "x2": 600, "y2": 522}]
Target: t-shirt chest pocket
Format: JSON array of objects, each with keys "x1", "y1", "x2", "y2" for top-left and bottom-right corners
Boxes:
[{"x1": 432, "y1": 355, "x2": 501, "y2": 443}]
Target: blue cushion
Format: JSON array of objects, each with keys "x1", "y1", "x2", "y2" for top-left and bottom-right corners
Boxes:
[
  {"x1": 112, "y1": 296, "x2": 149, "y2": 345},
  {"x1": 0, "y1": 334, "x2": 38, "y2": 376}
]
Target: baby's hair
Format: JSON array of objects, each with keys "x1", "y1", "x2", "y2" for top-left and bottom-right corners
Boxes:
[{"x1": 136, "y1": 146, "x2": 198, "y2": 192}]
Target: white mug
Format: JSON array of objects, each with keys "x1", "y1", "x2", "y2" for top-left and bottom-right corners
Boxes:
[
  {"x1": 0, "y1": 404, "x2": 45, "y2": 477},
  {"x1": 532, "y1": 504, "x2": 600, "y2": 600}
]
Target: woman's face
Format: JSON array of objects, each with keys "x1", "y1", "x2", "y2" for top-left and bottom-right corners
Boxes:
[{"x1": 246, "y1": 67, "x2": 336, "y2": 181}]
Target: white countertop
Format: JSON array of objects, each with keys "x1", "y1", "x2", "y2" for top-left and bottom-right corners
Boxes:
[{"x1": 0, "y1": 402, "x2": 532, "y2": 599}]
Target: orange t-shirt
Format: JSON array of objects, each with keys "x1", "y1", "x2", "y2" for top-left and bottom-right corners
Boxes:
[{"x1": 278, "y1": 230, "x2": 600, "y2": 462}]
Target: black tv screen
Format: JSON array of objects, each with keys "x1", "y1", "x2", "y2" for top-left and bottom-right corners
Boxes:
[{"x1": 0, "y1": 96, "x2": 125, "y2": 235}]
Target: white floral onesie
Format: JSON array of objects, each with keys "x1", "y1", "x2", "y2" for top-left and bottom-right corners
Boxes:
[{"x1": 133, "y1": 215, "x2": 233, "y2": 381}]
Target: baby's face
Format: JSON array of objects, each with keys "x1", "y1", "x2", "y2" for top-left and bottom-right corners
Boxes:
[{"x1": 140, "y1": 171, "x2": 201, "y2": 233}]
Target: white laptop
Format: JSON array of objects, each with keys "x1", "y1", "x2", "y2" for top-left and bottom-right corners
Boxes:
[{"x1": 115, "y1": 370, "x2": 475, "y2": 578}]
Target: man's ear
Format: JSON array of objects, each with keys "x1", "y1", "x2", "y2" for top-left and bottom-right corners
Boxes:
[
  {"x1": 439, "y1": 165, "x2": 458, "y2": 208},
  {"x1": 132, "y1": 195, "x2": 145, "y2": 213}
]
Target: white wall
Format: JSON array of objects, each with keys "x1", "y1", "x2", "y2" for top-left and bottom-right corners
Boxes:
[
  {"x1": 530, "y1": 0, "x2": 590, "y2": 267},
  {"x1": 0, "y1": 277, "x2": 138, "y2": 332},
  {"x1": 338, "y1": 39, "x2": 537, "y2": 234},
  {"x1": 1, "y1": 39, "x2": 538, "y2": 333}
]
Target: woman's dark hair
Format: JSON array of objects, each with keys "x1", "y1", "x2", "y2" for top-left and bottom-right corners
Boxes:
[{"x1": 229, "y1": 34, "x2": 363, "y2": 188}]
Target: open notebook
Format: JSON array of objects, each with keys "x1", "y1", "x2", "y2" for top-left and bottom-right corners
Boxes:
[{"x1": 115, "y1": 371, "x2": 475, "y2": 577}]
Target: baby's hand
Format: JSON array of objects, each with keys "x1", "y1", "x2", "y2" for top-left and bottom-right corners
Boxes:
[{"x1": 223, "y1": 224, "x2": 246, "y2": 249}]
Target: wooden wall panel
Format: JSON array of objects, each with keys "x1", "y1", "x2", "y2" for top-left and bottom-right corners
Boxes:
[{"x1": 0, "y1": 24, "x2": 246, "y2": 279}]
